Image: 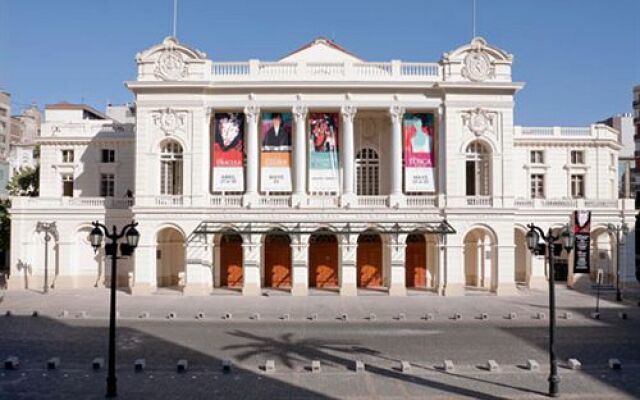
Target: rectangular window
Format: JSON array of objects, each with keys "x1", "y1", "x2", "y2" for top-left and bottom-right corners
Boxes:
[
  {"x1": 61, "y1": 149, "x2": 74, "y2": 163},
  {"x1": 530, "y1": 174, "x2": 545, "y2": 199},
  {"x1": 530, "y1": 150, "x2": 544, "y2": 164},
  {"x1": 570, "y1": 150, "x2": 584, "y2": 165},
  {"x1": 101, "y1": 149, "x2": 115, "y2": 163},
  {"x1": 571, "y1": 174, "x2": 585, "y2": 198},
  {"x1": 62, "y1": 175, "x2": 74, "y2": 197},
  {"x1": 100, "y1": 174, "x2": 115, "y2": 197}
]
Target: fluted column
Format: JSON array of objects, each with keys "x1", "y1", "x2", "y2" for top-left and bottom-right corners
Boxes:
[
  {"x1": 340, "y1": 105, "x2": 357, "y2": 207},
  {"x1": 244, "y1": 105, "x2": 260, "y2": 206},
  {"x1": 292, "y1": 106, "x2": 308, "y2": 206},
  {"x1": 389, "y1": 105, "x2": 404, "y2": 204}
]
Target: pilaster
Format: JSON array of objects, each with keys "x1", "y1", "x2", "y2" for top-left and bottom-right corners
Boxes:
[
  {"x1": 339, "y1": 239, "x2": 357, "y2": 296},
  {"x1": 242, "y1": 236, "x2": 262, "y2": 296}
]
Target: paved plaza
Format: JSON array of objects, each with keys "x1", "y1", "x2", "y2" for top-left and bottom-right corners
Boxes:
[{"x1": 1, "y1": 285, "x2": 639, "y2": 399}]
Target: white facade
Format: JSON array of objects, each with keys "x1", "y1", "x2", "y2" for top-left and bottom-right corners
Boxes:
[{"x1": 7, "y1": 36, "x2": 637, "y2": 296}]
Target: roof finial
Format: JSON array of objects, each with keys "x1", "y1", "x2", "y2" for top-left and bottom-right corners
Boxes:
[{"x1": 172, "y1": 0, "x2": 178, "y2": 38}]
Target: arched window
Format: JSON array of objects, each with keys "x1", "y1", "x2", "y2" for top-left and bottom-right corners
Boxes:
[
  {"x1": 465, "y1": 141, "x2": 490, "y2": 196},
  {"x1": 160, "y1": 140, "x2": 183, "y2": 195},
  {"x1": 356, "y1": 148, "x2": 379, "y2": 196}
]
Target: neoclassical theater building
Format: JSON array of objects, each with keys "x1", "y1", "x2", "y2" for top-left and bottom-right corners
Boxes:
[{"x1": 8, "y1": 36, "x2": 637, "y2": 296}]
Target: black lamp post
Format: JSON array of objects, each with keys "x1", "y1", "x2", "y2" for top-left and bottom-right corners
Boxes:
[
  {"x1": 36, "y1": 222, "x2": 57, "y2": 294},
  {"x1": 607, "y1": 222, "x2": 629, "y2": 302},
  {"x1": 89, "y1": 220, "x2": 140, "y2": 398},
  {"x1": 525, "y1": 223, "x2": 575, "y2": 398}
]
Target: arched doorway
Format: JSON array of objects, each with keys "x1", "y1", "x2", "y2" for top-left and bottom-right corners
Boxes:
[
  {"x1": 309, "y1": 231, "x2": 339, "y2": 289},
  {"x1": 405, "y1": 233, "x2": 426, "y2": 288},
  {"x1": 514, "y1": 228, "x2": 530, "y2": 285},
  {"x1": 156, "y1": 227, "x2": 185, "y2": 289},
  {"x1": 264, "y1": 230, "x2": 291, "y2": 288},
  {"x1": 220, "y1": 232, "x2": 243, "y2": 288},
  {"x1": 591, "y1": 228, "x2": 614, "y2": 285},
  {"x1": 464, "y1": 227, "x2": 496, "y2": 290},
  {"x1": 357, "y1": 231, "x2": 383, "y2": 288}
]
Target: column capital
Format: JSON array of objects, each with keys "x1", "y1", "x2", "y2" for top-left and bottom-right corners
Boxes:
[
  {"x1": 389, "y1": 105, "x2": 405, "y2": 123},
  {"x1": 243, "y1": 105, "x2": 260, "y2": 123},
  {"x1": 292, "y1": 105, "x2": 308, "y2": 122},
  {"x1": 340, "y1": 105, "x2": 357, "y2": 122}
]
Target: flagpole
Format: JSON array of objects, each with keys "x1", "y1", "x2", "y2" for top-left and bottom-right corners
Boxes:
[{"x1": 173, "y1": 0, "x2": 178, "y2": 38}]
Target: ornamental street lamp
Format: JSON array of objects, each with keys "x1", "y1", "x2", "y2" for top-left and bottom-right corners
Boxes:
[
  {"x1": 35, "y1": 222, "x2": 57, "y2": 294},
  {"x1": 607, "y1": 222, "x2": 629, "y2": 302},
  {"x1": 526, "y1": 223, "x2": 575, "y2": 398},
  {"x1": 89, "y1": 220, "x2": 139, "y2": 398}
]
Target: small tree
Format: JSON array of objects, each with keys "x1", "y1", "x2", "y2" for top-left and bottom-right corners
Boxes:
[{"x1": 7, "y1": 166, "x2": 39, "y2": 197}]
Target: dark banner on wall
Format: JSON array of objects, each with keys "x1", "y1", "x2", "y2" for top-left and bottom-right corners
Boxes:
[
  {"x1": 572, "y1": 210, "x2": 591, "y2": 273},
  {"x1": 212, "y1": 113, "x2": 244, "y2": 192},
  {"x1": 260, "y1": 112, "x2": 293, "y2": 192}
]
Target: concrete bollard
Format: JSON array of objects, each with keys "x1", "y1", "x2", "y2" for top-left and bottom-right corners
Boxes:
[
  {"x1": 618, "y1": 312, "x2": 628, "y2": 320},
  {"x1": 507, "y1": 312, "x2": 517, "y2": 320},
  {"x1": 4, "y1": 310, "x2": 11, "y2": 317},
  {"x1": 442, "y1": 360, "x2": 455, "y2": 372},
  {"x1": 424, "y1": 313, "x2": 434, "y2": 321},
  {"x1": 250, "y1": 313, "x2": 260, "y2": 320},
  {"x1": 115, "y1": 311, "x2": 120, "y2": 319},
  {"x1": 280, "y1": 313, "x2": 290, "y2": 321},
  {"x1": 563, "y1": 312, "x2": 573, "y2": 320},
  {"x1": 222, "y1": 359, "x2": 232, "y2": 373},
  {"x1": 368, "y1": 313, "x2": 377, "y2": 321},
  {"x1": 536, "y1": 312, "x2": 546, "y2": 320},
  {"x1": 195, "y1": 312, "x2": 206, "y2": 320},
  {"x1": 264, "y1": 360, "x2": 275, "y2": 373},
  {"x1": 177, "y1": 359, "x2": 188, "y2": 373},
  {"x1": 400, "y1": 360, "x2": 412, "y2": 373},
  {"x1": 77, "y1": 311, "x2": 88, "y2": 319},
  {"x1": 92, "y1": 358, "x2": 104, "y2": 370},
  {"x1": 396, "y1": 313, "x2": 406, "y2": 321},
  {"x1": 608, "y1": 358, "x2": 622, "y2": 370},
  {"x1": 340, "y1": 313, "x2": 348, "y2": 321},
  {"x1": 138, "y1": 312, "x2": 150, "y2": 319},
  {"x1": 308, "y1": 313, "x2": 318, "y2": 321},
  {"x1": 526, "y1": 359, "x2": 540, "y2": 371},
  {"x1": 311, "y1": 360, "x2": 321, "y2": 373},
  {"x1": 47, "y1": 357, "x2": 61, "y2": 370},
  {"x1": 58, "y1": 310, "x2": 69, "y2": 318},
  {"x1": 590, "y1": 312, "x2": 600, "y2": 320},
  {"x1": 354, "y1": 360, "x2": 365, "y2": 373},
  {"x1": 4, "y1": 356, "x2": 19, "y2": 370},
  {"x1": 32, "y1": 311, "x2": 39, "y2": 317},
  {"x1": 452, "y1": 313, "x2": 461, "y2": 320},
  {"x1": 223, "y1": 313, "x2": 232, "y2": 320},
  {"x1": 479, "y1": 313, "x2": 489, "y2": 320},
  {"x1": 134, "y1": 359, "x2": 146, "y2": 372},
  {"x1": 486, "y1": 360, "x2": 500, "y2": 372},
  {"x1": 167, "y1": 312, "x2": 177, "y2": 320},
  {"x1": 567, "y1": 358, "x2": 581, "y2": 370}
]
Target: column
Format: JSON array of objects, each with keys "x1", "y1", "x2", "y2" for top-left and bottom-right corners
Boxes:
[
  {"x1": 241, "y1": 234, "x2": 262, "y2": 296},
  {"x1": 443, "y1": 234, "x2": 465, "y2": 296},
  {"x1": 243, "y1": 105, "x2": 260, "y2": 206},
  {"x1": 435, "y1": 236, "x2": 446, "y2": 295},
  {"x1": 292, "y1": 106, "x2": 308, "y2": 207},
  {"x1": 131, "y1": 244, "x2": 155, "y2": 295},
  {"x1": 340, "y1": 105, "x2": 356, "y2": 207},
  {"x1": 183, "y1": 240, "x2": 213, "y2": 296},
  {"x1": 291, "y1": 235, "x2": 309, "y2": 296},
  {"x1": 495, "y1": 244, "x2": 518, "y2": 295},
  {"x1": 339, "y1": 236, "x2": 357, "y2": 296},
  {"x1": 389, "y1": 105, "x2": 404, "y2": 206},
  {"x1": 388, "y1": 234, "x2": 407, "y2": 296},
  {"x1": 529, "y1": 252, "x2": 547, "y2": 289}
]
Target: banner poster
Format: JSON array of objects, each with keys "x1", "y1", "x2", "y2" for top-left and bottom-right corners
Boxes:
[
  {"x1": 308, "y1": 113, "x2": 340, "y2": 192},
  {"x1": 403, "y1": 113, "x2": 436, "y2": 192},
  {"x1": 212, "y1": 113, "x2": 244, "y2": 192},
  {"x1": 572, "y1": 210, "x2": 591, "y2": 273},
  {"x1": 260, "y1": 112, "x2": 292, "y2": 192}
]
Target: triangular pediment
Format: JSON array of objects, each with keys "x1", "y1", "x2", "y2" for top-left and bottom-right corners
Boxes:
[{"x1": 279, "y1": 37, "x2": 363, "y2": 63}]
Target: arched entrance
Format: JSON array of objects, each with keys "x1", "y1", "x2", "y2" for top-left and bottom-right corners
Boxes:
[
  {"x1": 464, "y1": 227, "x2": 496, "y2": 290},
  {"x1": 73, "y1": 226, "x2": 103, "y2": 287},
  {"x1": 309, "y1": 231, "x2": 339, "y2": 289},
  {"x1": 220, "y1": 232, "x2": 243, "y2": 288},
  {"x1": 156, "y1": 227, "x2": 185, "y2": 289},
  {"x1": 405, "y1": 233, "x2": 426, "y2": 288},
  {"x1": 357, "y1": 231, "x2": 383, "y2": 288},
  {"x1": 591, "y1": 228, "x2": 615, "y2": 285},
  {"x1": 264, "y1": 230, "x2": 292, "y2": 288},
  {"x1": 514, "y1": 228, "x2": 530, "y2": 285}
]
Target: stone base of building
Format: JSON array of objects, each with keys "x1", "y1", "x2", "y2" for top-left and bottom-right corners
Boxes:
[
  {"x1": 529, "y1": 276, "x2": 548, "y2": 290},
  {"x1": 242, "y1": 283, "x2": 261, "y2": 296},
  {"x1": 494, "y1": 283, "x2": 518, "y2": 296},
  {"x1": 130, "y1": 283, "x2": 154, "y2": 296},
  {"x1": 183, "y1": 284, "x2": 209, "y2": 296},
  {"x1": 442, "y1": 283, "x2": 465, "y2": 296},
  {"x1": 340, "y1": 284, "x2": 357, "y2": 296},
  {"x1": 291, "y1": 284, "x2": 308, "y2": 296},
  {"x1": 388, "y1": 284, "x2": 407, "y2": 296}
]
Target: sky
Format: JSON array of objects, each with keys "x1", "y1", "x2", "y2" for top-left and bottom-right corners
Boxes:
[{"x1": 1, "y1": 0, "x2": 639, "y2": 126}]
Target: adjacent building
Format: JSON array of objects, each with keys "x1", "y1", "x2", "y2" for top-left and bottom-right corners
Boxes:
[{"x1": 7, "y1": 36, "x2": 637, "y2": 296}]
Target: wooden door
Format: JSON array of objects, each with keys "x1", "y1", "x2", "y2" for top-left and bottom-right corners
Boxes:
[
  {"x1": 309, "y1": 235, "x2": 338, "y2": 288},
  {"x1": 405, "y1": 234, "x2": 426, "y2": 287},
  {"x1": 357, "y1": 234, "x2": 382, "y2": 287},
  {"x1": 264, "y1": 234, "x2": 291, "y2": 288},
  {"x1": 220, "y1": 234, "x2": 243, "y2": 287}
]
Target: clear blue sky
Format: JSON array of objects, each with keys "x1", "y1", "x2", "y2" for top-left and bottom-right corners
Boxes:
[{"x1": 1, "y1": 0, "x2": 639, "y2": 126}]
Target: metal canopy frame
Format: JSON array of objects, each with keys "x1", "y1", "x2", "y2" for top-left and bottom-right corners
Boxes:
[{"x1": 187, "y1": 219, "x2": 456, "y2": 243}]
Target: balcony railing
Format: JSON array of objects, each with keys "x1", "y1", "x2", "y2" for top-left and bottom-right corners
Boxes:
[
  {"x1": 306, "y1": 195, "x2": 339, "y2": 208},
  {"x1": 466, "y1": 196, "x2": 493, "y2": 207},
  {"x1": 209, "y1": 195, "x2": 242, "y2": 207},
  {"x1": 356, "y1": 196, "x2": 388, "y2": 208},
  {"x1": 10, "y1": 197, "x2": 133, "y2": 209},
  {"x1": 257, "y1": 195, "x2": 290, "y2": 208},
  {"x1": 155, "y1": 195, "x2": 184, "y2": 206},
  {"x1": 404, "y1": 195, "x2": 437, "y2": 208}
]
